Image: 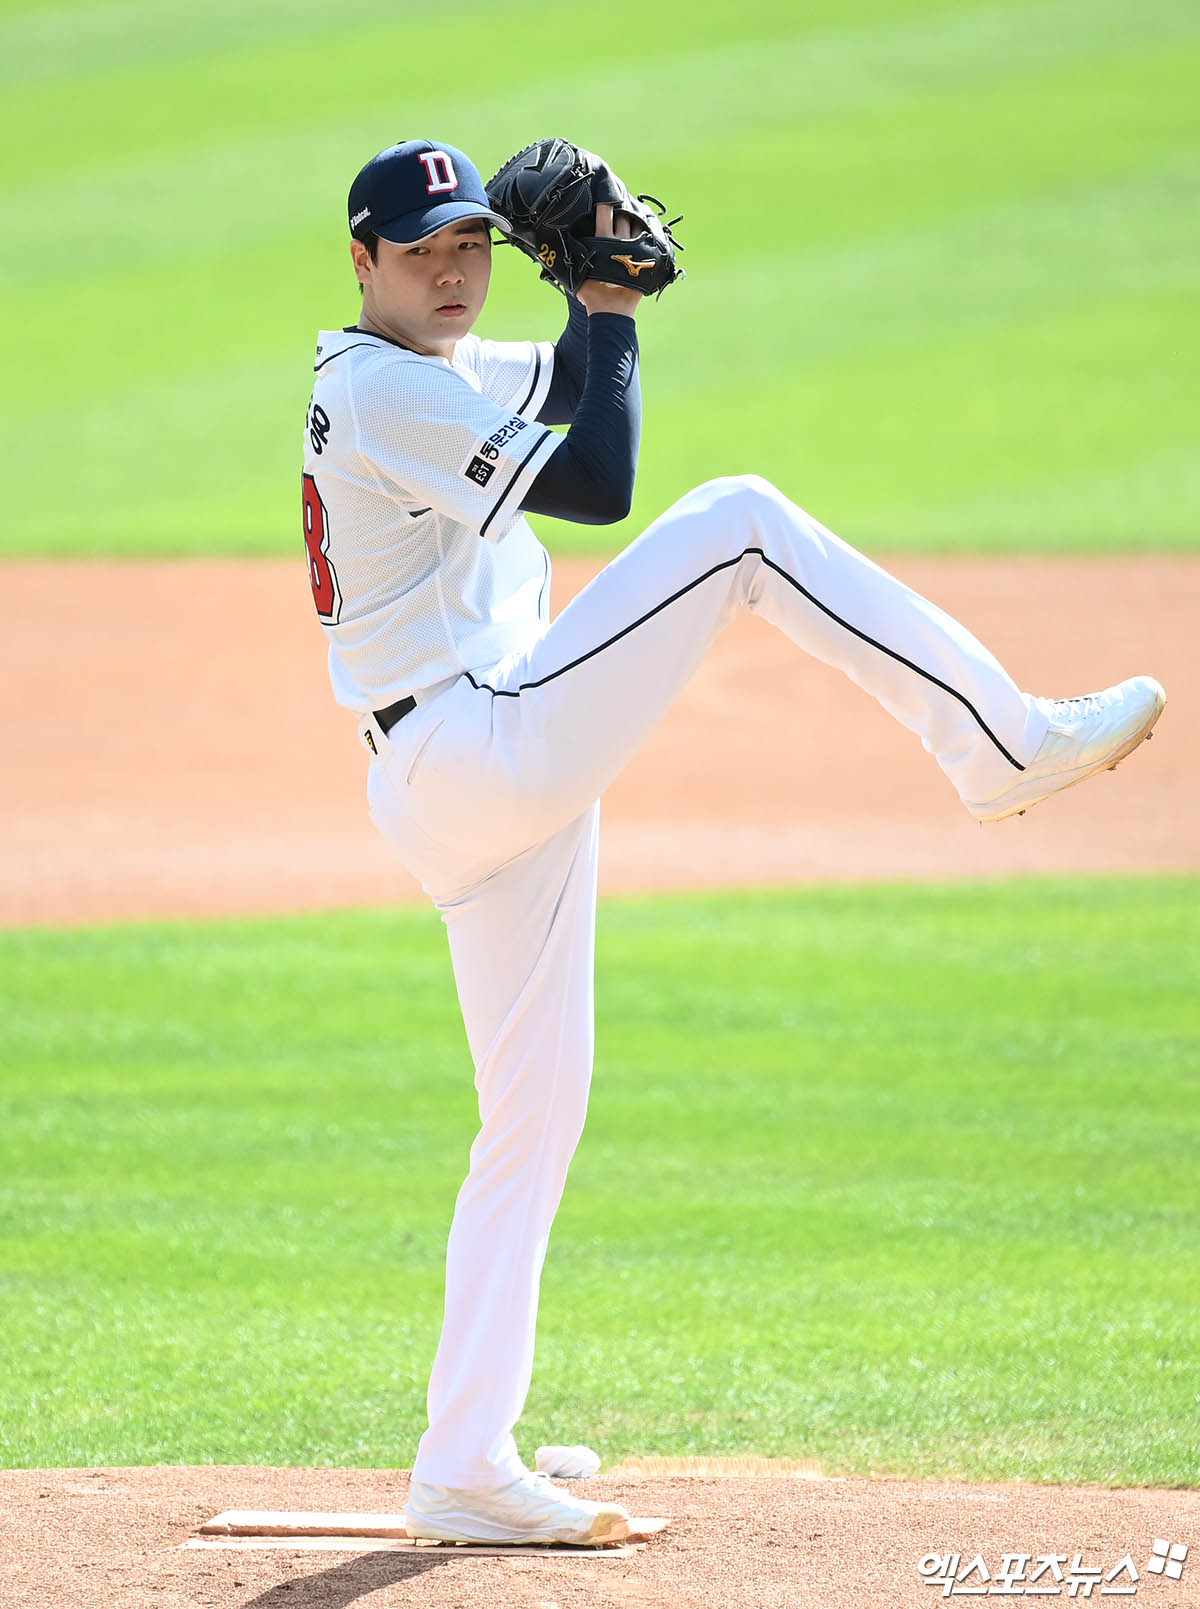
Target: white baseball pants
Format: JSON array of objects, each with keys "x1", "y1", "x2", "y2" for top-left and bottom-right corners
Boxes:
[{"x1": 361, "y1": 475, "x2": 1048, "y2": 1490}]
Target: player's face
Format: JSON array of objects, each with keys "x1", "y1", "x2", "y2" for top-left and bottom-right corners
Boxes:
[{"x1": 354, "y1": 219, "x2": 492, "y2": 356}]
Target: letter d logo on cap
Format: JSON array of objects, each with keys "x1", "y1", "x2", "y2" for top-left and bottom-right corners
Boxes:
[{"x1": 418, "y1": 151, "x2": 458, "y2": 194}]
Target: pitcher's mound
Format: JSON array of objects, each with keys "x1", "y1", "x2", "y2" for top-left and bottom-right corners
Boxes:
[
  {"x1": 186, "y1": 1505, "x2": 671, "y2": 1556},
  {"x1": 4, "y1": 1463, "x2": 1197, "y2": 1609}
]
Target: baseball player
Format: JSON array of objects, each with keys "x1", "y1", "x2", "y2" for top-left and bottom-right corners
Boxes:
[{"x1": 302, "y1": 138, "x2": 1165, "y2": 1547}]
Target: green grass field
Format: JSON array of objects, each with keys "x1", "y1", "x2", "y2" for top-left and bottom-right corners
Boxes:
[
  {"x1": 2, "y1": 0, "x2": 1197, "y2": 557},
  {"x1": 3, "y1": 0, "x2": 1195, "y2": 1500},
  {"x1": 3, "y1": 877, "x2": 1197, "y2": 1484}
]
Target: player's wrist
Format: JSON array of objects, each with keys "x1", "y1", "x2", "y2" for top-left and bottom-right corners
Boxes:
[{"x1": 577, "y1": 283, "x2": 643, "y2": 317}]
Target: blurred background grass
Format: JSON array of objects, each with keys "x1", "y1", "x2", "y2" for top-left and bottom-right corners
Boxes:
[
  {"x1": 2, "y1": 0, "x2": 1196, "y2": 557},
  {"x1": 2, "y1": 879, "x2": 1197, "y2": 1481}
]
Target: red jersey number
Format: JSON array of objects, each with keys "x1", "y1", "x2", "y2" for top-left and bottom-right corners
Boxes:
[{"x1": 302, "y1": 473, "x2": 342, "y2": 622}]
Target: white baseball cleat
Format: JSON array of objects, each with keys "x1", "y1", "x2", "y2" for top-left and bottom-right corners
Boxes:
[
  {"x1": 403, "y1": 1469, "x2": 631, "y2": 1545},
  {"x1": 966, "y1": 675, "x2": 1166, "y2": 823}
]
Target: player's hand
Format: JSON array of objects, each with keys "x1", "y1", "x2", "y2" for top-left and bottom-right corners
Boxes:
[{"x1": 577, "y1": 204, "x2": 643, "y2": 316}]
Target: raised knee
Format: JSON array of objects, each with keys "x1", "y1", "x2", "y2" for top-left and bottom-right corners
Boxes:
[
  {"x1": 698, "y1": 472, "x2": 781, "y2": 507},
  {"x1": 657, "y1": 473, "x2": 798, "y2": 548}
]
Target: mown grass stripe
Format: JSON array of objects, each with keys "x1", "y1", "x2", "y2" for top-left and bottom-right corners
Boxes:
[
  {"x1": 0, "y1": 0, "x2": 1194, "y2": 557},
  {"x1": 1, "y1": 877, "x2": 1196, "y2": 1480}
]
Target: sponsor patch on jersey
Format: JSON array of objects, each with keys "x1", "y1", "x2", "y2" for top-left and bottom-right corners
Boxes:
[{"x1": 459, "y1": 414, "x2": 528, "y2": 487}]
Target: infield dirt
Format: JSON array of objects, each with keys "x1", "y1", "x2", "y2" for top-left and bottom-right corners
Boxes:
[
  {"x1": 1, "y1": 554, "x2": 1196, "y2": 926},
  {"x1": 3, "y1": 1462, "x2": 1198, "y2": 1609}
]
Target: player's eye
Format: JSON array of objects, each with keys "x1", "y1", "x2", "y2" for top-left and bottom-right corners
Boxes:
[{"x1": 406, "y1": 245, "x2": 429, "y2": 255}]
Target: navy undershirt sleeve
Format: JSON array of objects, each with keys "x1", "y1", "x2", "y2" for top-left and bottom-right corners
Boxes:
[
  {"x1": 536, "y1": 294, "x2": 589, "y2": 426},
  {"x1": 520, "y1": 311, "x2": 640, "y2": 526}
]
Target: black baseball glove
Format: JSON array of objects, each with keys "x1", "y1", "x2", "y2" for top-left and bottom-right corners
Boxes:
[{"x1": 485, "y1": 138, "x2": 685, "y2": 299}]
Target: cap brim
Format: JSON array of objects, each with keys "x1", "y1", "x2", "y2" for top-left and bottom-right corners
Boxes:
[{"x1": 372, "y1": 200, "x2": 511, "y2": 244}]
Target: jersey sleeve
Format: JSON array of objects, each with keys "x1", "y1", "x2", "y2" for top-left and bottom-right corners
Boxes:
[
  {"x1": 459, "y1": 334, "x2": 555, "y2": 420},
  {"x1": 351, "y1": 352, "x2": 562, "y2": 543}
]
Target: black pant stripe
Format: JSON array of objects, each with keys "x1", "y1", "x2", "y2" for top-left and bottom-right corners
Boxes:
[{"x1": 465, "y1": 545, "x2": 1025, "y2": 772}]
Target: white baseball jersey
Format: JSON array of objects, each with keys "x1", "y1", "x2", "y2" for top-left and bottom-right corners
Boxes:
[{"x1": 303, "y1": 326, "x2": 561, "y2": 711}]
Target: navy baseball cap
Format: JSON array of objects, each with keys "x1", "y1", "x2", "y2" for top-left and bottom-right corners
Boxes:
[{"x1": 348, "y1": 139, "x2": 511, "y2": 244}]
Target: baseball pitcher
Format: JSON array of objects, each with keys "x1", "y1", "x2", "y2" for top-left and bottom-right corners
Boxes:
[{"x1": 301, "y1": 137, "x2": 1165, "y2": 1546}]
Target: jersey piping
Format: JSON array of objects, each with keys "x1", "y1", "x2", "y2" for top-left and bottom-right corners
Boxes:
[
  {"x1": 314, "y1": 341, "x2": 381, "y2": 373},
  {"x1": 513, "y1": 347, "x2": 543, "y2": 417},
  {"x1": 478, "y1": 425, "x2": 555, "y2": 539}
]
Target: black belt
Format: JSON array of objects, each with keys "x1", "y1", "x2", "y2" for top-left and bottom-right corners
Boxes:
[{"x1": 373, "y1": 694, "x2": 417, "y2": 736}]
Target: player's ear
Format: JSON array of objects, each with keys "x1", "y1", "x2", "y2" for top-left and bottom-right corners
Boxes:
[{"x1": 350, "y1": 238, "x2": 373, "y2": 288}]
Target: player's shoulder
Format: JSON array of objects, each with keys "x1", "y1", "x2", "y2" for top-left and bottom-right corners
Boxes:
[
  {"x1": 450, "y1": 331, "x2": 483, "y2": 372},
  {"x1": 314, "y1": 326, "x2": 428, "y2": 378},
  {"x1": 312, "y1": 327, "x2": 476, "y2": 408}
]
